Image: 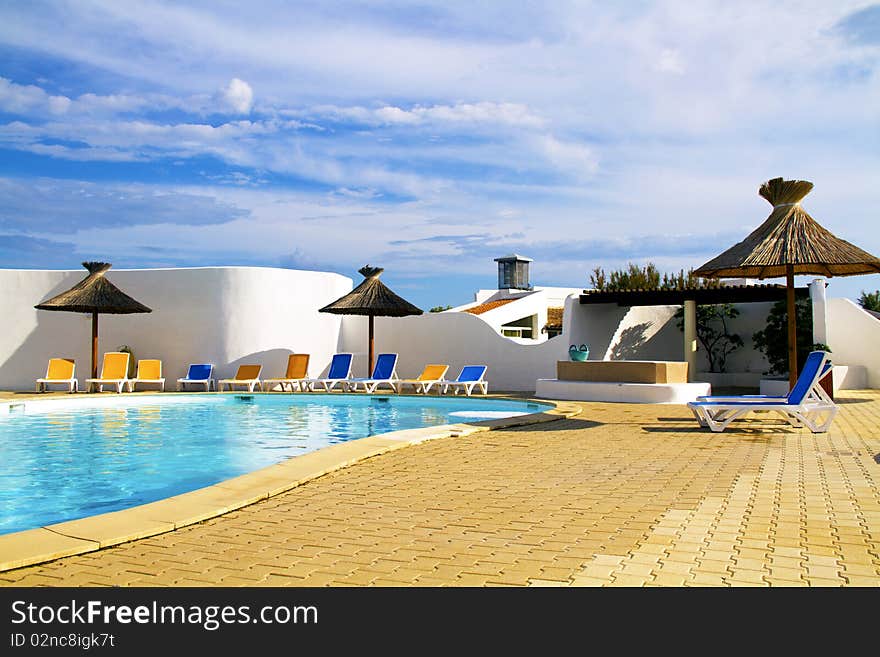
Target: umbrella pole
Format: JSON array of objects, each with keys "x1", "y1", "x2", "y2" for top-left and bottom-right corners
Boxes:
[
  {"x1": 92, "y1": 311, "x2": 99, "y2": 381},
  {"x1": 786, "y1": 265, "x2": 797, "y2": 389},
  {"x1": 368, "y1": 315, "x2": 374, "y2": 376}
]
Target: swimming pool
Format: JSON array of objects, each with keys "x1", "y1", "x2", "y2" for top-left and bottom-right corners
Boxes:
[{"x1": 0, "y1": 394, "x2": 551, "y2": 536}]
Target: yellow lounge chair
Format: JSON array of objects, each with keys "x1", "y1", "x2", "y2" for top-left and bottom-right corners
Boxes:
[
  {"x1": 127, "y1": 359, "x2": 165, "y2": 392},
  {"x1": 218, "y1": 364, "x2": 263, "y2": 392},
  {"x1": 396, "y1": 364, "x2": 449, "y2": 394},
  {"x1": 36, "y1": 358, "x2": 78, "y2": 393},
  {"x1": 85, "y1": 352, "x2": 131, "y2": 393},
  {"x1": 261, "y1": 354, "x2": 310, "y2": 392}
]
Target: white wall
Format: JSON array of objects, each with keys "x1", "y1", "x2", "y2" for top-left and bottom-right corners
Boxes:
[
  {"x1": 450, "y1": 286, "x2": 582, "y2": 344},
  {"x1": 0, "y1": 267, "x2": 352, "y2": 390},
  {"x1": 4, "y1": 267, "x2": 877, "y2": 393},
  {"x1": 564, "y1": 298, "x2": 774, "y2": 372},
  {"x1": 341, "y1": 307, "x2": 570, "y2": 390},
  {"x1": 826, "y1": 297, "x2": 880, "y2": 388}
]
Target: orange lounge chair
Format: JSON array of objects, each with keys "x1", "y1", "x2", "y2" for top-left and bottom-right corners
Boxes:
[
  {"x1": 127, "y1": 359, "x2": 165, "y2": 392},
  {"x1": 261, "y1": 354, "x2": 310, "y2": 392},
  {"x1": 85, "y1": 352, "x2": 131, "y2": 393},
  {"x1": 36, "y1": 358, "x2": 78, "y2": 393},
  {"x1": 396, "y1": 364, "x2": 449, "y2": 394},
  {"x1": 218, "y1": 364, "x2": 263, "y2": 392}
]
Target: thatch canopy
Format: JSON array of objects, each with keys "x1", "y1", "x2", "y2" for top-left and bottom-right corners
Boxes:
[
  {"x1": 694, "y1": 178, "x2": 880, "y2": 279},
  {"x1": 319, "y1": 266, "x2": 422, "y2": 317},
  {"x1": 35, "y1": 262, "x2": 152, "y2": 314}
]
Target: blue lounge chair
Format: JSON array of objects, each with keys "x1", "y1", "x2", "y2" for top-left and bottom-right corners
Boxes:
[
  {"x1": 688, "y1": 351, "x2": 837, "y2": 433},
  {"x1": 347, "y1": 353, "x2": 399, "y2": 393},
  {"x1": 176, "y1": 363, "x2": 215, "y2": 391},
  {"x1": 304, "y1": 353, "x2": 353, "y2": 392},
  {"x1": 442, "y1": 365, "x2": 488, "y2": 396}
]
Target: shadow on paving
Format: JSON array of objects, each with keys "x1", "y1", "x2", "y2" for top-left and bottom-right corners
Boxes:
[
  {"x1": 501, "y1": 417, "x2": 605, "y2": 432},
  {"x1": 641, "y1": 420, "x2": 796, "y2": 438},
  {"x1": 482, "y1": 416, "x2": 606, "y2": 432}
]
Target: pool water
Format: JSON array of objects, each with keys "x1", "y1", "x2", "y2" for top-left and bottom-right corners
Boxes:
[{"x1": 0, "y1": 394, "x2": 550, "y2": 536}]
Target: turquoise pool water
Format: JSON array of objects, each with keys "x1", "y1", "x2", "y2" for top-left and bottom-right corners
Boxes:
[{"x1": 0, "y1": 394, "x2": 550, "y2": 536}]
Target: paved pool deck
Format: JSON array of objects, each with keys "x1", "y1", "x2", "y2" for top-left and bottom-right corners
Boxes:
[{"x1": 1, "y1": 390, "x2": 878, "y2": 587}]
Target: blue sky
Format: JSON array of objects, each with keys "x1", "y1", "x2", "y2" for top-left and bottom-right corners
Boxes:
[{"x1": 0, "y1": 0, "x2": 878, "y2": 309}]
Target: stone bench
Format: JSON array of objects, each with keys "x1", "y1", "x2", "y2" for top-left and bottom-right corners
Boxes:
[
  {"x1": 556, "y1": 360, "x2": 689, "y2": 384},
  {"x1": 536, "y1": 360, "x2": 709, "y2": 404}
]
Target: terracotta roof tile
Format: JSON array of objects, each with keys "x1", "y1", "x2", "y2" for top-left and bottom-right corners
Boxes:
[
  {"x1": 463, "y1": 298, "x2": 516, "y2": 315},
  {"x1": 544, "y1": 306, "x2": 564, "y2": 329}
]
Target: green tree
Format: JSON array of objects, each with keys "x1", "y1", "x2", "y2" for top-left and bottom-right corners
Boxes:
[
  {"x1": 429, "y1": 305, "x2": 452, "y2": 313},
  {"x1": 858, "y1": 290, "x2": 880, "y2": 312},
  {"x1": 592, "y1": 263, "x2": 739, "y2": 371},
  {"x1": 752, "y1": 298, "x2": 814, "y2": 376},
  {"x1": 675, "y1": 304, "x2": 744, "y2": 373},
  {"x1": 589, "y1": 263, "x2": 719, "y2": 291}
]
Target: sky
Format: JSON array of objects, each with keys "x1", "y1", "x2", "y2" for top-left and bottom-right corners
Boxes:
[{"x1": 0, "y1": 0, "x2": 878, "y2": 310}]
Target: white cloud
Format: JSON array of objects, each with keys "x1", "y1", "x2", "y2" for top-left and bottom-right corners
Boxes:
[
  {"x1": 655, "y1": 48, "x2": 685, "y2": 74},
  {"x1": 221, "y1": 78, "x2": 253, "y2": 114},
  {"x1": 309, "y1": 101, "x2": 545, "y2": 129},
  {"x1": 533, "y1": 135, "x2": 598, "y2": 179},
  {"x1": 0, "y1": 77, "x2": 70, "y2": 115}
]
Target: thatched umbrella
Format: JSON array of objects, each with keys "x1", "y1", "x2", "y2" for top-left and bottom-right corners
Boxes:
[
  {"x1": 695, "y1": 178, "x2": 880, "y2": 387},
  {"x1": 35, "y1": 262, "x2": 152, "y2": 380},
  {"x1": 319, "y1": 266, "x2": 422, "y2": 375}
]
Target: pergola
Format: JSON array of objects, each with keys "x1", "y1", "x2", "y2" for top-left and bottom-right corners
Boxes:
[{"x1": 578, "y1": 283, "x2": 809, "y2": 381}]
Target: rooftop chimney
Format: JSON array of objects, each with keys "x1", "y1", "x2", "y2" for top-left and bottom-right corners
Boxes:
[{"x1": 494, "y1": 254, "x2": 533, "y2": 290}]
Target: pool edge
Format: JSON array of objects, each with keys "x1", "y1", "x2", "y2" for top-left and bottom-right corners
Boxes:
[{"x1": 0, "y1": 396, "x2": 580, "y2": 574}]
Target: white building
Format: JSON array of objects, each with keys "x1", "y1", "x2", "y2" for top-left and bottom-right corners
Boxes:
[{"x1": 446, "y1": 255, "x2": 581, "y2": 344}]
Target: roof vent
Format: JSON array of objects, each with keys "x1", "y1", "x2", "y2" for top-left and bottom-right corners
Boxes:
[{"x1": 494, "y1": 254, "x2": 533, "y2": 290}]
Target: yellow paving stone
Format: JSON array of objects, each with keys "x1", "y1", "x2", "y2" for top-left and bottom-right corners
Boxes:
[
  {"x1": 664, "y1": 551, "x2": 702, "y2": 565},
  {"x1": 617, "y1": 563, "x2": 655, "y2": 577},
  {"x1": 569, "y1": 576, "x2": 610, "y2": 587},
  {"x1": 802, "y1": 544, "x2": 840, "y2": 557},
  {"x1": 841, "y1": 563, "x2": 880, "y2": 577},
  {"x1": 576, "y1": 564, "x2": 620, "y2": 579},
  {"x1": 656, "y1": 560, "x2": 697, "y2": 576},
  {"x1": 688, "y1": 572, "x2": 728, "y2": 587},
  {"x1": 770, "y1": 546, "x2": 806, "y2": 558},
  {"x1": 803, "y1": 554, "x2": 843, "y2": 567},
  {"x1": 732, "y1": 557, "x2": 770, "y2": 572},
  {"x1": 804, "y1": 577, "x2": 845, "y2": 587},
  {"x1": 529, "y1": 578, "x2": 570, "y2": 587},
  {"x1": 651, "y1": 573, "x2": 688, "y2": 586},
  {"x1": 625, "y1": 553, "x2": 663, "y2": 566},
  {"x1": 804, "y1": 565, "x2": 845, "y2": 580},
  {"x1": 768, "y1": 566, "x2": 806, "y2": 582},
  {"x1": 726, "y1": 576, "x2": 769, "y2": 587},
  {"x1": 608, "y1": 573, "x2": 649, "y2": 587},
  {"x1": 841, "y1": 575, "x2": 880, "y2": 586}
]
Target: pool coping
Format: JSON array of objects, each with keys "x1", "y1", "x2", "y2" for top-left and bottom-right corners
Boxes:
[{"x1": 0, "y1": 393, "x2": 580, "y2": 572}]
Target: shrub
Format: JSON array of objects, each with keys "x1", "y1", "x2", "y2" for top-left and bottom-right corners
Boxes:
[
  {"x1": 675, "y1": 304, "x2": 743, "y2": 373},
  {"x1": 752, "y1": 298, "x2": 814, "y2": 376},
  {"x1": 589, "y1": 263, "x2": 719, "y2": 291},
  {"x1": 858, "y1": 290, "x2": 880, "y2": 312}
]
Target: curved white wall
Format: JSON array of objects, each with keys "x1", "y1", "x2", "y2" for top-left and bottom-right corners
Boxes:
[
  {"x1": 826, "y1": 297, "x2": 880, "y2": 388},
  {"x1": 342, "y1": 308, "x2": 570, "y2": 390},
  {"x1": 0, "y1": 267, "x2": 352, "y2": 390}
]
